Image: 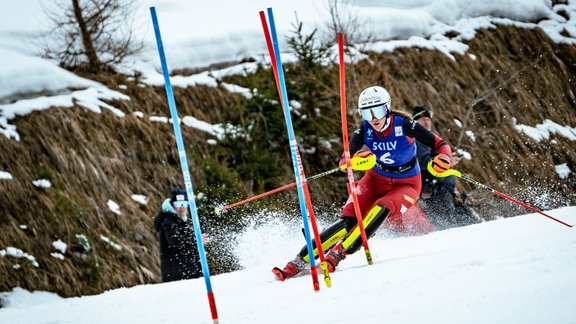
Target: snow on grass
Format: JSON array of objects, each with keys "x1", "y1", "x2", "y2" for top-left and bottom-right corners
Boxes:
[
  {"x1": 50, "y1": 253, "x2": 64, "y2": 260},
  {"x1": 107, "y1": 200, "x2": 121, "y2": 215},
  {"x1": 555, "y1": 163, "x2": 571, "y2": 179},
  {"x1": 514, "y1": 119, "x2": 576, "y2": 142},
  {"x1": 149, "y1": 116, "x2": 169, "y2": 123},
  {"x1": 1, "y1": 85, "x2": 129, "y2": 141},
  {"x1": 465, "y1": 130, "x2": 476, "y2": 141},
  {"x1": 32, "y1": 179, "x2": 51, "y2": 188},
  {"x1": 0, "y1": 171, "x2": 13, "y2": 180},
  {"x1": 131, "y1": 194, "x2": 148, "y2": 205},
  {"x1": 100, "y1": 235, "x2": 122, "y2": 251},
  {"x1": 75, "y1": 234, "x2": 91, "y2": 253},
  {"x1": 0, "y1": 247, "x2": 39, "y2": 267},
  {"x1": 52, "y1": 239, "x2": 67, "y2": 254}
]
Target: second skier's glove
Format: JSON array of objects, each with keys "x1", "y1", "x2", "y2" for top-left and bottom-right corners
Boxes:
[{"x1": 432, "y1": 153, "x2": 451, "y2": 173}]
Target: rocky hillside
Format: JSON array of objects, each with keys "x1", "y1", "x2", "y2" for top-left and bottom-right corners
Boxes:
[{"x1": 1, "y1": 24, "x2": 575, "y2": 298}]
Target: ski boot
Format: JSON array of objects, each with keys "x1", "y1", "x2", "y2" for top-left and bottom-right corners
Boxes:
[
  {"x1": 272, "y1": 257, "x2": 306, "y2": 281},
  {"x1": 325, "y1": 243, "x2": 347, "y2": 273}
]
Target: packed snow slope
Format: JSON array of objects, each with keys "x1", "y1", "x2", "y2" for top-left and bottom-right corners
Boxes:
[{"x1": 1, "y1": 207, "x2": 574, "y2": 324}]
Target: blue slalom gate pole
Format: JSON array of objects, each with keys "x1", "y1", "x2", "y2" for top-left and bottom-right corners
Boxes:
[
  {"x1": 150, "y1": 7, "x2": 219, "y2": 323},
  {"x1": 266, "y1": 8, "x2": 320, "y2": 291}
]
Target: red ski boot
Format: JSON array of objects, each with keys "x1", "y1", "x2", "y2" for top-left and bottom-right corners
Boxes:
[
  {"x1": 325, "y1": 244, "x2": 347, "y2": 273},
  {"x1": 272, "y1": 257, "x2": 306, "y2": 281}
]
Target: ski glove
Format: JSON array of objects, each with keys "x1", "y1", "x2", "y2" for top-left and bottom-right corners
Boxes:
[
  {"x1": 432, "y1": 153, "x2": 451, "y2": 173},
  {"x1": 353, "y1": 151, "x2": 372, "y2": 159},
  {"x1": 339, "y1": 151, "x2": 373, "y2": 172},
  {"x1": 338, "y1": 155, "x2": 347, "y2": 172}
]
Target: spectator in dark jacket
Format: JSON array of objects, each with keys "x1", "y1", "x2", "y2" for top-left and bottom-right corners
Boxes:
[
  {"x1": 154, "y1": 188, "x2": 202, "y2": 282},
  {"x1": 412, "y1": 105, "x2": 481, "y2": 230}
]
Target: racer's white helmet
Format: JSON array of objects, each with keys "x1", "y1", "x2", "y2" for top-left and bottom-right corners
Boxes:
[{"x1": 358, "y1": 86, "x2": 391, "y2": 112}]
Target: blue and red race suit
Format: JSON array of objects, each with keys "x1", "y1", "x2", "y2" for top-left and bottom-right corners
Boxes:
[{"x1": 341, "y1": 114, "x2": 451, "y2": 234}]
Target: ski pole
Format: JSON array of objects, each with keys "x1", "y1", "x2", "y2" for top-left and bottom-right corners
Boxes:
[
  {"x1": 150, "y1": 8, "x2": 219, "y2": 323},
  {"x1": 215, "y1": 155, "x2": 376, "y2": 215},
  {"x1": 338, "y1": 33, "x2": 373, "y2": 265},
  {"x1": 427, "y1": 162, "x2": 574, "y2": 228},
  {"x1": 261, "y1": 8, "x2": 325, "y2": 290}
]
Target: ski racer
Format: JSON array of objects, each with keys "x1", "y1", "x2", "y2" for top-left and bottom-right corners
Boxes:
[
  {"x1": 273, "y1": 85, "x2": 452, "y2": 280},
  {"x1": 411, "y1": 104, "x2": 481, "y2": 229}
]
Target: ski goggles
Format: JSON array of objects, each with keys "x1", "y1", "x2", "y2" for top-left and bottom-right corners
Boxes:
[
  {"x1": 360, "y1": 104, "x2": 388, "y2": 121},
  {"x1": 173, "y1": 201, "x2": 189, "y2": 208}
]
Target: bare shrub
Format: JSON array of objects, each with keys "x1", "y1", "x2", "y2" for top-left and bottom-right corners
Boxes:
[
  {"x1": 41, "y1": 0, "x2": 143, "y2": 73},
  {"x1": 323, "y1": 0, "x2": 374, "y2": 45}
]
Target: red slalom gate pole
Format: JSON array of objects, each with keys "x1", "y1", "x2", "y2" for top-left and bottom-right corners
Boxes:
[
  {"x1": 215, "y1": 166, "x2": 344, "y2": 215},
  {"x1": 216, "y1": 158, "x2": 376, "y2": 215},
  {"x1": 460, "y1": 174, "x2": 574, "y2": 228},
  {"x1": 260, "y1": 9, "x2": 332, "y2": 289},
  {"x1": 427, "y1": 162, "x2": 574, "y2": 228},
  {"x1": 259, "y1": 11, "x2": 282, "y2": 98},
  {"x1": 218, "y1": 182, "x2": 294, "y2": 214},
  {"x1": 338, "y1": 33, "x2": 372, "y2": 265},
  {"x1": 216, "y1": 166, "x2": 343, "y2": 215}
]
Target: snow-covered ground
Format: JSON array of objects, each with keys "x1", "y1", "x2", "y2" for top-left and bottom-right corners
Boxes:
[{"x1": 1, "y1": 207, "x2": 574, "y2": 323}]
